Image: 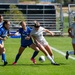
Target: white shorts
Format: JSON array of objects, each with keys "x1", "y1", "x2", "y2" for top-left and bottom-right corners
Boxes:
[{"x1": 37, "y1": 39, "x2": 48, "y2": 46}]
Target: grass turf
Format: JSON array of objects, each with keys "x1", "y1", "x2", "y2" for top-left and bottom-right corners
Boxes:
[{"x1": 0, "y1": 36, "x2": 75, "y2": 75}]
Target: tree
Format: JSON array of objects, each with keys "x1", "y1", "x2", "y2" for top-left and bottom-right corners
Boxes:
[
  {"x1": 56, "y1": 0, "x2": 63, "y2": 3},
  {"x1": 19, "y1": 0, "x2": 39, "y2": 2},
  {"x1": 4, "y1": 5, "x2": 25, "y2": 24}
]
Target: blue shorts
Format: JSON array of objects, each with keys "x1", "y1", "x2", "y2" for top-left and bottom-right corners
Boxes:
[{"x1": 21, "y1": 39, "x2": 33, "y2": 48}]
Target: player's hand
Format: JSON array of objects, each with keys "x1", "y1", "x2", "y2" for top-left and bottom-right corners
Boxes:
[
  {"x1": 3, "y1": 37, "x2": 7, "y2": 41},
  {"x1": 51, "y1": 32, "x2": 55, "y2": 36},
  {"x1": 15, "y1": 32, "x2": 19, "y2": 36},
  {"x1": 25, "y1": 36, "x2": 30, "y2": 40}
]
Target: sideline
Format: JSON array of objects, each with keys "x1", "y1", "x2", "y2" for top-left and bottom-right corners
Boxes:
[{"x1": 51, "y1": 46, "x2": 75, "y2": 60}]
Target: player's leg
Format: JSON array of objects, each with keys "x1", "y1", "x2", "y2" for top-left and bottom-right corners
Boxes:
[
  {"x1": 44, "y1": 44, "x2": 54, "y2": 59},
  {"x1": 66, "y1": 43, "x2": 75, "y2": 59},
  {"x1": 30, "y1": 43, "x2": 39, "y2": 64},
  {"x1": 0, "y1": 44, "x2": 7, "y2": 66},
  {"x1": 13, "y1": 46, "x2": 25, "y2": 65},
  {"x1": 1, "y1": 42, "x2": 4, "y2": 62},
  {"x1": 66, "y1": 42, "x2": 75, "y2": 59},
  {"x1": 36, "y1": 43, "x2": 59, "y2": 65},
  {"x1": 72, "y1": 43, "x2": 75, "y2": 55}
]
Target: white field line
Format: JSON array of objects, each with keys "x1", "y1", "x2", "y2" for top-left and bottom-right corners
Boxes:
[
  {"x1": 5, "y1": 43, "x2": 75, "y2": 60},
  {"x1": 51, "y1": 46, "x2": 75, "y2": 60}
]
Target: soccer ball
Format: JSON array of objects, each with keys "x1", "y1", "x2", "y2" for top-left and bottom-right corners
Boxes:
[{"x1": 39, "y1": 56, "x2": 45, "y2": 62}]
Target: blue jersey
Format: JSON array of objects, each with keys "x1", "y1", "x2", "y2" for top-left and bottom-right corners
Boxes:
[
  {"x1": 0, "y1": 27, "x2": 8, "y2": 44},
  {"x1": 0, "y1": 22, "x2": 3, "y2": 28},
  {"x1": 19, "y1": 26, "x2": 33, "y2": 47}
]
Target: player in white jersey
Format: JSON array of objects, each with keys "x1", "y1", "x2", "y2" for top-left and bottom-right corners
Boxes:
[
  {"x1": 31, "y1": 21, "x2": 59, "y2": 65},
  {"x1": 66, "y1": 17, "x2": 75, "y2": 59}
]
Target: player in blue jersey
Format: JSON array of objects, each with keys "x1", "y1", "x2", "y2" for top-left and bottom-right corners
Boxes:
[
  {"x1": 0, "y1": 15, "x2": 3, "y2": 28},
  {"x1": 0, "y1": 15, "x2": 5, "y2": 62},
  {"x1": 0, "y1": 20, "x2": 10, "y2": 66},
  {"x1": 12, "y1": 21, "x2": 39, "y2": 65}
]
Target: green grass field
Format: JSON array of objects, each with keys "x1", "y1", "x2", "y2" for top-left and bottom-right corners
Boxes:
[{"x1": 0, "y1": 36, "x2": 75, "y2": 75}]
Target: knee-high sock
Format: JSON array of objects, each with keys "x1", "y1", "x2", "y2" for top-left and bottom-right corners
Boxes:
[
  {"x1": 46, "y1": 54, "x2": 55, "y2": 64},
  {"x1": 68, "y1": 51, "x2": 74, "y2": 55},
  {"x1": 15, "y1": 54, "x2": 21, "y2": 63},
  {"x1": 31, "y1": 51, "x2": 39, "y2": 59},
  {"x1": 52, "y1": 55, "x2": 54, "y2": 59},
  {"x1": 2, "y1": 53, "x2": 6, "y2": 62}
]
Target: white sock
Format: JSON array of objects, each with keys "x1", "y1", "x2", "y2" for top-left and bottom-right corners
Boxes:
[
  {"x1": 68, "y1": 51, "x2": 74, "y2": 55},
  {"x1": 46, "y1": 54, "x2": 55, "y2": 64},
  {"x1": 52, "y1": 55, "x2": 54, "y2": 59}
]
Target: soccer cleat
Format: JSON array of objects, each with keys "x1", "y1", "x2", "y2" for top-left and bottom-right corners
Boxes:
[
  {"x1": 3, "y1": 61, "x2": 8, "y2": 66},
  {"x1": 31, "y1": 58, "x2": 36, "y2": 64},
  {"x1": 65, "y1": 51, "x2": 69, "y2": 59},
  {"x1": 12, "y1": 62, "x2": 17, "y2": 65},
  {"x1": 51, "y1": 62, "x2": 60, "y2": 66}
]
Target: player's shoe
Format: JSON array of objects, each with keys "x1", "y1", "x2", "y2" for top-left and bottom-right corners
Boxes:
[
  {"x1": 3, "y1": 61, "x2": 8, "y2": 66},
  {"x1": 51, "y1": 62, "x2": 60, "y2": 66},
  {"x1": 12, "y1": 62, "x2": 17, "y2": 65},
  {"x1": 65, "y1": 51, "x2": 69, "y2": 59},
  {"x1": 31, "y1": 58, "x2": 36, "y2": 64}
]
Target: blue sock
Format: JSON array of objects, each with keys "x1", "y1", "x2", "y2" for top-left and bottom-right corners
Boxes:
[
  {"x1": 15, "y1": 54, "x2": 21, "y2": 63},
  {"x1": 2, "y1": 53, "x2": 6, "y2": 62},
  {"x1": 31, "y1": 51, "x2": 39, "y2": 59}
]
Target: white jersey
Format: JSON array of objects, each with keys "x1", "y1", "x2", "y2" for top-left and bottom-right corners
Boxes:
[
  {"x1": 70, "y1": 22, "x2": 75, "y2": 44},
  {"x1": 31, "y1": 26, "x2": 48, "y2": 45}
]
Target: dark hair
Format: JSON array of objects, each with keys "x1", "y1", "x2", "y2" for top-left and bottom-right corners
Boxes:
[
  {"x1": 34, "y1": 21, "x2": 40, "y2": 28},
  {"x1": 19, "y1": 21, "x2": 25, "y2": 25},
  {"x1": 34, "y1": 24, "x2": 40, "y2": 28},
  {"x1": 3, "y1": 20, "x2": 9, "y2": 29},
  {"x1": 19, "y1": 21, "x2": 23, "y2": 25}
]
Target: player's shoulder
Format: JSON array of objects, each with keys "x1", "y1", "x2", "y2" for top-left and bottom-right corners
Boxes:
[
  {"x1": 26, "y1": 26, "x2": 31, "y2": 29},
  {"x1": 26, "y1": 26, "x2": 32, "y2": 31},
  {"x1": 19, "y1": 28, "x2": 22, "y2": 30},
  {"x1": 0, "y1": 27, "x2": 4, "y2": 31},
  {"x1": 40, "y1": 26, "x2": 45, "y2": 30}
]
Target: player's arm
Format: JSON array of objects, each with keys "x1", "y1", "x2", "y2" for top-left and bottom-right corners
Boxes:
[
  {"x1": 25, "y1": 35, "x2": 31, "y2": 40},
  {"x1": 8, "y1": 30, "x2": 16, "y2": 36},
  {"x1": 0, "y1": 37, "x2": 5, "y2": 40},
  {"x1": 0, "y1": 30, "x2": 7, "y2": 41},
  {"x1": 43, "y1": 29, "x2": 54, "y2": 36},
  {"x1": 68, "y1": 28, "x2": 74, "y2": 38},
  {"x1": 31, "y1": 35, "x2": 40, "y2": 45},
  {"x1": 12, "y1": 30, "x2": 19, "y2": 36}
]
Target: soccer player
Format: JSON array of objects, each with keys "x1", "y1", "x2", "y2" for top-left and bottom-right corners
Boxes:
[
  {"x1": 31, "y1": 21, "x2": 59, "y2": 65},
  {"x1": 66, "y1": 17, "x2": 75, "y2": 59},
  {"x1": 0, "y1": 15, "x2": 5, "y2": 62},
  {"x1": 0, "y1": 15, "x2": 3, "y2": 28},
  {"x1": 0, "y1": 20, "x2": 10, "y2": 66},
  {"x1": 12, "y1": 21, "x2": 40, "y2": 65}
]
